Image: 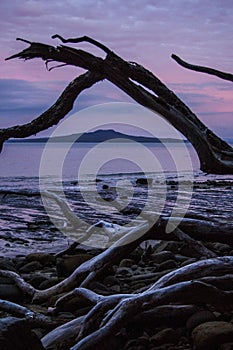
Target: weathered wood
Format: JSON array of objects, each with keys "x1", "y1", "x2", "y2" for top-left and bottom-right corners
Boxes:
[
  {"x1": 0, "y1": 71, "x2": 102, "y2": 152},
  {"x1": 2, "y1": 35, "x2": 233, "y2": 174},
  {"x1": 72, "y1": 279, "x2": 233, "y2": 350}
]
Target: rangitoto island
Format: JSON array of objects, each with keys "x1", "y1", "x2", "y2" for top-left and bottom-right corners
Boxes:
[{"x1": 8, "y1": 128, "x2": 188, "y2": 144}]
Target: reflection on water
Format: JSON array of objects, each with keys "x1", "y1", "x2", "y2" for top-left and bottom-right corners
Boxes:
[
  {"x1": 0, "y1": 142, "x2": 199, "y2": 178},
  {"x1": 0, "y1": 142, "x2": 233, "y2": 256}
]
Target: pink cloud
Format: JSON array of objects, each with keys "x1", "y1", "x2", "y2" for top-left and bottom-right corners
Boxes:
[{"x1": 0, "y1": 0, "x2": 232, "y2": 137}]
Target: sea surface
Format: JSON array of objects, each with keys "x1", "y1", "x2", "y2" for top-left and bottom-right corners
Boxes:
[{"x1": 0, "y1": 142, "x2": 233, "y2": 257}]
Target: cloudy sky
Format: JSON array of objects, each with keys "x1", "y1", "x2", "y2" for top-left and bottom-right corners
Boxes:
[{"x1": 0, "y1": 0, "x2": 232, "y2": 138}]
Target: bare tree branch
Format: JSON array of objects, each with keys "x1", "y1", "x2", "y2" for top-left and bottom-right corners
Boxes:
[
  {"x1": 172, "y1": 54, "x2": 233, "y2": 82},
  {"x1": 3, "y1": 36, "x2": 233, "y2": 173},
  {"x1": 0, "y1": 71, "x2": 103, "y2": 152}
]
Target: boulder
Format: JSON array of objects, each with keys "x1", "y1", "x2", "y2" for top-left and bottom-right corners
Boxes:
[
  {"x1": 186, "y1": 310, "x2": 216, "y2": 331},
  {"x1": 25, "y1": 253, "x2": 55, "y2": 266},
  {"x1": 56, "y1": 254, "x2": 92, "y2": 277},
  {"x1": 150, "y1": 327, "x2": 178, "y2": 345},
  {"x1": 0, "y1": 317, "x2": 44, "y2": 350},
  {"x1": 192, "y1": 321, "x2": 233, "y2": 350}
]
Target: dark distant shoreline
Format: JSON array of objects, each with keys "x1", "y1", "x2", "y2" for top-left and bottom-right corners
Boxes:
[{"x1": 7, "y1": 129, "x2": 188, "y2": 144}]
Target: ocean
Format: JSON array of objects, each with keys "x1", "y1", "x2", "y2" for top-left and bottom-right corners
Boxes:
[{"x1": 0, "y1": 141, "x2": 233, "y2": 256}]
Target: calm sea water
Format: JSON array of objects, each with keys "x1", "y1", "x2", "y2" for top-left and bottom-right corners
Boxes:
[
  {"x1": 1, "y1": 142, "x2": 233, "y2": 256},
  {"x1": 1, "y1": 141, "x2": 233, "y2": 186},
  {"x1": 0, "y1": 141, "x2": 199, "y2": 176},
  {"x1": 1, "y1": 141, "x2": 233, "y2": 190}
]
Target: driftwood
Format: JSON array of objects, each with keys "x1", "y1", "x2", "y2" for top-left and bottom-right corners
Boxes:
[
  {"x1": 1, "y1": 35, "x2": 233, "y2": 350},
  {"x1": 1, "y1": 35, "x2": 233, "y2": 174},
  {"x1": 1, "y1": 257, "x2": 233, "y2": 350}
]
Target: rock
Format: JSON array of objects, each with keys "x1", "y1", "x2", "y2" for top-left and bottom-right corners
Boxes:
[
  {"x1": 138, "y1": 261, "x2": 146, "y2": 267},
  {"x1": 28, "y1": 274, "x2": 49, "y2": 289},
  {"x1": 219, "y1": 343, "x2": 233, "y2": 350},
  {"x1": 156, "y1": 259, "x2": 177, "y2": 271},
  {"x1": 56, "y1": 254, "x2": 92, "y2": 277},
  {"x1": 174, "y1": 254, "x2": 191, "y2": 263},
  {"x1": 160, "y1": 241, "x2": 183, "y2": 254},
  {"x1": 212, "y1": 243, "x2": 231, "y2": 254},
  {"x1": 102, "y1": 275, "x2": 119, "y2": 287},
  {"x1": 25, "y1": 253, "x2": 55, "y2": 266},
  {"x1": 150, "y1": 328, "x2": 178, "y2": 345},
  {"x1": 180, "y1": 258, "x2": 197, "y2": 267},
  {"x1": 179, "y1": 245, "x2": 202, "y2": 258},
  {"x1": 71, "y1": 180, "x2": 78, "y2": 185},
  {"x1": 192, "y1": 321, "x2": 233, "y2": 350},
  {"x1": 186, "y1": 310, "x2": 216, "y2": 331},
  {"x1": 88, "y1": 281, "x2": 108, "y2": 292},
  {"x1": 110, "y1": 285, "x2": 121, "y2": 293},
  {"x1": 102, "y1": 184, "x2": 109, "y2": 189},
  {"x1": 0, "y1": 317, "x2": 44, "y2": 350},
  {"x1": 125, "y1": 336, "x2": 149, "y2": 349},
  {"x1": 0, "y1": 258, "x2": 16, "y2": 272},
  {"x1": 136, "y1": 177, "x2": 153, "y2": 186},
  {"x1": 116, "y1": 267, "x2": 133, "y2": 276},
  {"x1": 0, "y1": 284, "x2": 23, "y2": 301},
  {"x1": 131, "y1": 264, "x2": 138, "y2": 271},
  {"x1": 119, "y1": 259, "x2": 135, "y2": 268},
  {"x1": 151, "y1": 251, "x2": 175, "y2": 264},
  {"x1": 39, "y1": 277, "x2": 60, "y2": 290},
  {"x1": 19, "y1": 261, "x2": 42, "y2": 273}
]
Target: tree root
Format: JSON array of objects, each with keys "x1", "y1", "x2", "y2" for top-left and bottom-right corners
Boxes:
[
  {"x1": 1, "y1": 256, "x2": 232, "y2": 350},
  {"x1": 72, "y1": 279, "x2": 233, "y2": 350}
]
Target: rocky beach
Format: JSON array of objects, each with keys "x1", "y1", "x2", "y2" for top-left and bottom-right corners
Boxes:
[{"x1": 0, "y1": 173, "x2": 233, "y2": 349}]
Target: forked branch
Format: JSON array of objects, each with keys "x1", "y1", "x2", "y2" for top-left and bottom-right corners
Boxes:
[{"x1": 2, "y1": 34, "x2": 233, "y2": 175}]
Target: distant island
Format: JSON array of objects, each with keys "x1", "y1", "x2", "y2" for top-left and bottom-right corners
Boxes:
[{"x1": 8, "y1": 129, "x2": 188, "y2": 144}]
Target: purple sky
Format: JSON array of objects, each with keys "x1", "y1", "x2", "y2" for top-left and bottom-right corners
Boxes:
[{"x1": 0, "y1": 0, "x2": 232, "y2": 138}]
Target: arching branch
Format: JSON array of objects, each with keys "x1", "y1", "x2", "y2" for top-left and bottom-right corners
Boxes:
[
  {"x1": 0, "y1": 71, "x2": 103, "y2": 152},
  {"x1": 2, "y1": 35, "x2": 233, "y2": 174}
]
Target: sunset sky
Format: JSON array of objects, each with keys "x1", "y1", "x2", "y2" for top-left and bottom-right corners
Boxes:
[{"x1": 0, "y1": 0, "x2": 232, "y2": 139}]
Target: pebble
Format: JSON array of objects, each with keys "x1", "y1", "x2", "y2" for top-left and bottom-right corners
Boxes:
[
  {"x1": 136, "y1": 177, "x2": 153, "y2": 186},
  {"x1": 186, "y1": 310, "x2": 216, "y2": 331},
  {"x1": 150, "y1": 251, "x2": 175, "y2": 264},
  {"x1": 0, "y1": 284, "x2": 22, "y2": 301},
  {"x1": 25, "y1": 253, "x2": 55, "y2": 266},
  {"x1": 119, "y1": 259, "x2": 135, "y2": 268},
  {"x1": 19, "y1": 261, "x2": 42, "y2": 273},
  {"x1": 125, "y1": 336, "x2": 149, "y2": 349},
  {"x1": 28, "y1": 274, "x2": 49, "y2": 289},
  {"x1": 116, "y1": 267, "x2": 133, "y2": 276},
  {"x1": 0, "y1": 317, "x2": 44, "y2": 350},
  {"x1": 192, "y1": 321, "x2": 233, "y2": 350},
  {"x1": 39, "y1": 277, "x2": 61, "y2": 290},
  {"x1": 56, "y1": 254, "x2": 92, "y2": 277},
  {"x1": 156, "y1": 259, "x2": 177, "y2": 271},
  {"x1": 150, "y1": 328, "x2": 179, "y2": 345},
  {"x1": 219, "y1": 343, "x2": 233, "y2": 350},
  {"x1": 88, "y1": 281, "x2": 109, "y2": 292},
  {"x1": 102, "y1": 275, "x2": 119, "y2": 287},
  {"x1": 0, "y1": 258, "x2": 16, "y2": 272}
]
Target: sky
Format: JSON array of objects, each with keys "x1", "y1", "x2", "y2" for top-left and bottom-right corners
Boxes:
[{"x1": 0, "y1": 0, "x2": 232, "y2": 139}]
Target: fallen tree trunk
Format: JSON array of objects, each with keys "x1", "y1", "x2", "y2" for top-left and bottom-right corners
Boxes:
[
  {"x1": 1, "y1": 35, "x2": 233, "y2": 174},
  {"x1": 1, "y1": 35, "x2": 233, "y2": 350}
]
